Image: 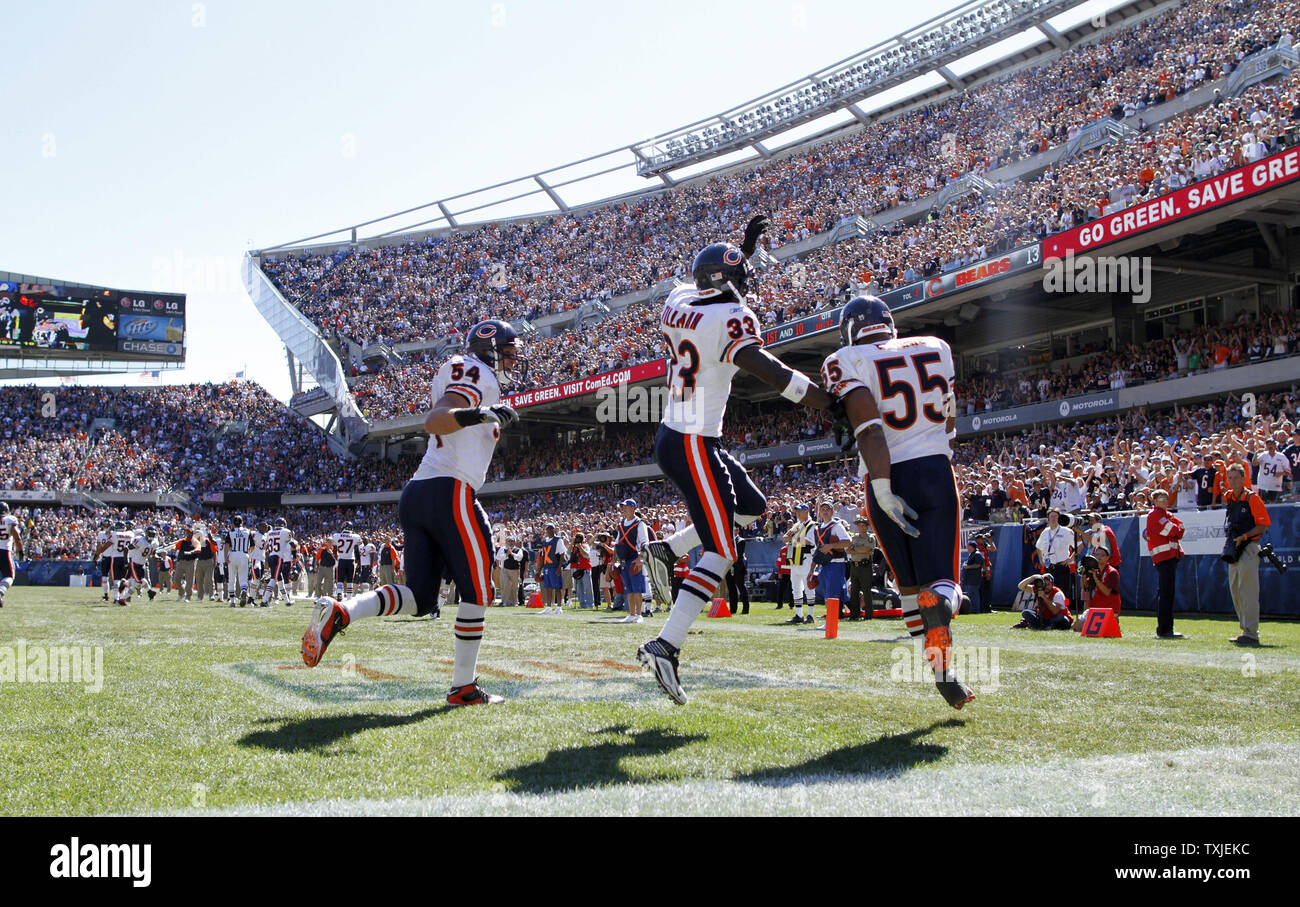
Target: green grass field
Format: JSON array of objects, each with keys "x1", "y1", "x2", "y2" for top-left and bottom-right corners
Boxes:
[{"x1": 1, "y1": 586, "x2": 1297, "y2": 816}]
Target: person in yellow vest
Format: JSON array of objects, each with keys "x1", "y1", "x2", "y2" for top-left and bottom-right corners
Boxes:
[{"x1": 783, "y1": 502, "x2": 817, "y2": 625}]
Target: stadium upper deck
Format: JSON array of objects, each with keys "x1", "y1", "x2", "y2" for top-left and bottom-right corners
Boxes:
[{"x1": 245, "y1": 0, "x2": 1299, "y2": 453}]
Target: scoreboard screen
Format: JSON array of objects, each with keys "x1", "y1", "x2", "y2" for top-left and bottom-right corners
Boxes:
[{"x1": 0, "y1": 281, "x2": 185, "y2": 360}]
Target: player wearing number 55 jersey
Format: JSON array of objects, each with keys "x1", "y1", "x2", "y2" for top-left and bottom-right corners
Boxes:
[
  {"x1": 637, "y1": 217, "x2": 846, "y2": 704},
  {"x1": 302, "y1": 319, "x2": 525, "y2": 707},
  {"x1": 823, "y1": 295, "x2": 974, "y2": 709}
]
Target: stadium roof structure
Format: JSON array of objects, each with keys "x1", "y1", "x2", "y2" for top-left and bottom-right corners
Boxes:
[{"x1": 256, "y1": 0, "x2": 1173, "y2": 253}]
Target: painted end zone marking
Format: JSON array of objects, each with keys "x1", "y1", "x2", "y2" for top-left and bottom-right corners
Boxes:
[{"x1": 216, "y1": 656, "x2": 846, "y2": 708}]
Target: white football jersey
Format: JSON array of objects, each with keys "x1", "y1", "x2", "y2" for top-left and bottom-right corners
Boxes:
[
  {"x1": 359, "y1": 542, "x2": 376, "y2": 567},
  {"x1": 412, "y1": 354, "x2": 503, "y2": 489},
  {"x1": 1256, "y1": 451, "x2": 1289, "y2": 492},
  {"x1": 94, "y1": 530, "x2": 110, "y2": 556},
  {"x1": 0, "y1": 514, "x2": 18, "y2": 550},
  {"x1": 251, "y1": 531, "x2": 266, "y2": 562},
  {"x1": 266, "y1": 528, "x2": 294, "y2": 559},
  {"x1": 659, "y1": 283, "x2": 763, "y2": 438},
  {"x1": 331, "y1": 531, "x2": 361, "y2": 561},
  {"x1": 823, "y1": 335, "x2": 955, "y2": 468},
  {"x1": 128, "y1": 534, "x2": 152, "y2": 565},
  {"x1": 111, "y1": 529, "x2": 135, "y2": 558}
]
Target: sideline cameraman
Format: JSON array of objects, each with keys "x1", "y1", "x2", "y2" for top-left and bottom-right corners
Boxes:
[
  {"x1": 1012, "y1": 574, "x2": 1073, "y2": 630},
  {"x1": 1073, "y1": 546, "x2": 1121, "y2": 630},
  {"x1": 1223, "y1": 463, "x2": 1270, "y2": 646}
]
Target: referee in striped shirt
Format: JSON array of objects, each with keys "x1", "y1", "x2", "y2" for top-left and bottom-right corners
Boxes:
[{"x1": 225, "y1": 516, "x2": 253, "y2": 607}]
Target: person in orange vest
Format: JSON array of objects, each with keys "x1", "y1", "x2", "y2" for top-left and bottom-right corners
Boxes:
[{"x1": 1145, "y1": 489, "x2": 1185, "y2": 638}]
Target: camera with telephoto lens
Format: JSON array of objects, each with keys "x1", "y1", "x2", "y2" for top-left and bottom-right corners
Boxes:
[
  {"x1": 1259, "y1": 542, "x2": 1287, "y2": 575},
  {"x1": 1080, "y1": 553, "x2": 1099, "y2": 572}
]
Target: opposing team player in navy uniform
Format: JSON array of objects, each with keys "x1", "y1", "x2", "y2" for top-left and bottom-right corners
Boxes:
[
  {"x1": 637, "y1": 216, "x2": 845, "y2": 703},
  {"x1": 823, "y1": 296, "x2": 975, "y2": 709},
  {"x1": 302, "y1": 319, "x2": 523, "y2": 706}
]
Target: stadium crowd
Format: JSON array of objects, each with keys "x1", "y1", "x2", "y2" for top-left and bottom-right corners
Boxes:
[
  {"x1": 339, "y1": 64, "x2": 1300, "y2": 420},
  {"x1": 268, "y1": 0, "x2": 1294, "y2": 420},
  {"x1": 0, "y1": 383, "x2": 413, "y2": 498}
]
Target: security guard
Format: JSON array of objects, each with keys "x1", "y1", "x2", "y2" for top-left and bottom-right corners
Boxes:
[{"x1": 1223, "y1": 464, "x2": 1270, "y2": 646}]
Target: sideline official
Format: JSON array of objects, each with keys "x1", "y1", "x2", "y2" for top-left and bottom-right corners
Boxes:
[{"x1": 1146, "y1": 489, "x2": 1185, "y2": 639}]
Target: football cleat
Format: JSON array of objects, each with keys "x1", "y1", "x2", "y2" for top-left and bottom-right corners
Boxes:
[
  {"x1": 301, "y1": 596, "x2": 349, "y2": 667},
  {"x1": 639, "y1": 540, "x2": 676, "y2": 609},
  {"x1": 917, "y1": 587, "x2": 956, "y2": 676},
  {"x1": 446, "y1": 681, "x2": 504, "y2": 706},
  {"x1": 936, "y1": 679, "x2": 976, "y2": 710},
  {"x1": 637, "y1": 637, "x2": 686, "y2": 704}
]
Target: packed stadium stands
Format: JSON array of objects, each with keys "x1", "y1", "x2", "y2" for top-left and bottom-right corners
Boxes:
[
  {"x1": 262, "y1": 0, "x2": 1295, "y2": 411},
  {"x1": 337, "y1": 68, "x2": 1300, "y2": 420}
]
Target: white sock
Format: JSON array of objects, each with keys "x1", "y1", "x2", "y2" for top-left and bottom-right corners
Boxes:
[
  {"x1": 341, "y1": 584, "x2": 418, "y2": 621},
  {"x1": 0, "y1": 577, "x2": 12, "y2": 597},
  {"x1": 452, "y1": 603, "x2": 486, "y2": 687},
  {"x1": 665, "y1": 525, "x2": 700, "y2": 558},
  {"x1": 660, "y1": 553, "x2": 729, "y2": 649}
]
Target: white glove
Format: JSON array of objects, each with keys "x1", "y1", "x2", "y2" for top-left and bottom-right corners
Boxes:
[{"x1": 870, "y1": 479, "x2": 919, "y2": 538}]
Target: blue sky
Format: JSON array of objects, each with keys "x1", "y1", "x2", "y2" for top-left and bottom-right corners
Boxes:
[{"x1": 0, "y1": 0, "x2": 1113, "y2": 398}]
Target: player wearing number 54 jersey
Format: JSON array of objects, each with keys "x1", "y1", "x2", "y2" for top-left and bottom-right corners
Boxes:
[
  {"x1": 637, "y1": 217, "x2": 846, "y2": 704},
  {"x1": 302, "y1": 319, "x2": 525, "y2": 707},
  {"x1": 823, "y1": 295, "x2": 974, "y2": 709}
]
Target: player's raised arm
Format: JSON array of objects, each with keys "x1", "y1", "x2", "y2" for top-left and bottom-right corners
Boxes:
[{"x1": 733, "y1": 345, "x2": 835, "y2": 411}]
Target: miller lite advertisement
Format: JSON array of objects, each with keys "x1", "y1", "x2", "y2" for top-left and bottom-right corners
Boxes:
[{"x1": 0, "y1": 280, "x2": 185, "y2": 360}]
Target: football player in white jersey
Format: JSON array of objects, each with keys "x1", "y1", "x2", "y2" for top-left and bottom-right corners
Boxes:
[
  {"x1": 262, "y1": 517, "x2": 296, "y2": 606},
  {"x1": 329, "y1": 522, "x2": 362, "y2": 598},
  {"x1": 303, "y1": 319, "x2": 523, "y2": 706},
  {"x1": 357, "y1": 538, "x2": 377, "y2": 589},
  {"x1": 108, "y1": 521, "x2": 136, "y2": 606},
  {"x1": 92, "y1": 520, "x2": 113, "y2": 602},
  {"x1": 0, "y1": 502, "x2": 23, "y2": 607},
  {"x1": 635, "y1": 217, "x2": 845, "y2": 703},
  {"x1": 250, "y1": 521, "x2": 268, "y2": 596},
  {"x1": 822, "y1": 295, "x2": 974, "y2": 709},
  {"x1": 126, "y1": 529, "x2": 155, "y2": 602}
]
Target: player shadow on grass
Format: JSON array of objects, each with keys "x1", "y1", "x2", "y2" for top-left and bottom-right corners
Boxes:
[
  {"x1": 238, "y1": 708, "x2": 450, "y2": 754},
  {"x1": 493, "y1": 724, "x2": 705, "y2": 793},
  {"x1": 736, "y1": 718, "x2": 962, "y2": 784}
]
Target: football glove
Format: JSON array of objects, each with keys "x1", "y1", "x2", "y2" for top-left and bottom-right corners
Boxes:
[
  {"x1": 454, "y1": 403, "x2": 519, "y2": 429},
  {"x1": 870, "y1": 478, "x2": 920, "y2": 538},
  {"x1": 740, "y1": 214, "x2": 771, "y2": 256}
]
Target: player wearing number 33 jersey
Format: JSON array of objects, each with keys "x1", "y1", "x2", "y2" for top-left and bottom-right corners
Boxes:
[
  {"x1": 637, "y1": 218, "x2": 845, "y2": 705},
  {"x1": 301, "y1": 319, "x2": 526, "y2": 707},
  {"x1": 823, "y1": 295, "x2": 975, "y2": 709}
]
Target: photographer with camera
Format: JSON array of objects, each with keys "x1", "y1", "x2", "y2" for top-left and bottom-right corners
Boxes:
[
  {"x1": 1011, "y1": 573, "x2": 1073, "y2": 630},
  {"x1": 1034, "y1": 508, "x2": 1077, "y2": 601},
  {"x1": 1074, "y1": 546, "x2": 1121, "y2": 630},
  {"x1": 1222, "y1": 463, "x2": 1271, "y2": 646},
  {"x1": 1145, "y1": 489, "x2": 1185, "y2": 639}
]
